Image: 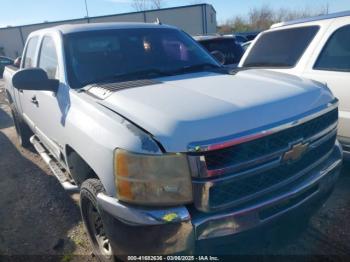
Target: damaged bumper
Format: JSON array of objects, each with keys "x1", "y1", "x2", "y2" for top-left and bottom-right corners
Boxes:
[{"x1": 96, "y1": 142, "x2": 342, "y2": 255}]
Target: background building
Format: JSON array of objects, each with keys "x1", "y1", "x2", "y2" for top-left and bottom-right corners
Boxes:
[{"x1": 0, "y1": 3, "x2": 217, "y2": 58}]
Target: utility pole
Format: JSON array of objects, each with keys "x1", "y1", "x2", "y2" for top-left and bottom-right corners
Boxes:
[{"x1": 84, "y1": 0, "x2": 90, "y2": 23}]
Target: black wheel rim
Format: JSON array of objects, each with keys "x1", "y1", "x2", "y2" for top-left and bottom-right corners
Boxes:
[{"x1": 84, "y1": 200, "x2": 113, "y2": 258}]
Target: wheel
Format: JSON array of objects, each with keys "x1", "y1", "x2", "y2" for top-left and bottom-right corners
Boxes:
[
  {"x1": 80, "y1": 179, "x2": 116, "y2": 262},
  {"x1": 10, "y1": 106, "x2": 33, "y2": 148}
]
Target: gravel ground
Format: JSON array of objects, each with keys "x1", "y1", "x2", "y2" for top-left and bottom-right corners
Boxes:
[
  {"x1": 0, "y1": 81, "x2": 96, "y2": 262},
  {"x1": 0, "y1": 79, "x2": 349, "y2": 261}
]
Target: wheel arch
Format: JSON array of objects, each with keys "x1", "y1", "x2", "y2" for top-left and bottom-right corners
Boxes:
[
  {"x1": 65, "y1": 145, "x2": 100, "y2": 186},
  {"x1": 5, "y1": 89, "x2": 13, "y2": 105}
]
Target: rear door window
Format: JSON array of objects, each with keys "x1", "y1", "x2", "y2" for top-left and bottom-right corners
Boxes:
[
  {"x1": 314, "y1": 25, "x2": 350, "y2": 72},
  {"x1": 23, "y1": 37, "x2": 39, "y2": 68},
  {"x1": 243, "y1": 26, "x2": 319, "y2": 68}
]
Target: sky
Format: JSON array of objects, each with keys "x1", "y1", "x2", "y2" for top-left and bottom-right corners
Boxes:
[{"x1": 0, "y1": 0, "x2": 349, "y2": 27}]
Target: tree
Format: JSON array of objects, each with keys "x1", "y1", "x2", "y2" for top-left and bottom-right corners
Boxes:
[
  {"x1": 151, "y1": 0, "x2": 163, "y2": 9},
  {"x1": 131, "y1": 0, "x2": 149, "y2": 11},
  {"x1": 218, "y1": 5, "x2": 328, "y2": 33},
  {"x1": 230, "y1": 16, "x2": 252, "y2": 32},
  {"x1": 131, "y1": 0, "x2": 164, "y2": 11},
  {"x1": 248, "y1": 5, "x2": 275, "y2": 31}
]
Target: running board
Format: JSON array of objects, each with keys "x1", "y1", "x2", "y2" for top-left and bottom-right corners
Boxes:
[{"x1": 30, "y1": 136, "x2": 79, "y2": 192}]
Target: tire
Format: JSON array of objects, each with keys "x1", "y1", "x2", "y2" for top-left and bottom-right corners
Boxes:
[
  {"x1": 80, "y1": 179, "x2": 116, "y2": 262},
  {"x1": 10, "y1": 106, "x2": 33, "y2": 148}
]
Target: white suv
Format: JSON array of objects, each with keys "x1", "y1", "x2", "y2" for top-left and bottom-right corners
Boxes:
[{"x1": 239, "y1": 11, "x2": 350, "y2": 159}]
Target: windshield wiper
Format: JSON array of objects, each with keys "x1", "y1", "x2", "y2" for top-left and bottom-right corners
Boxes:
[
  {"x1": 243, "y1": 62, "x2": 291, "y2": 68},
  {"x1": 113, "y1": 68, "x2": 171, "y2": 79},
  {"x1": 82, "y1": 68, "x2": 171, "y2": 87},
  {"x1": 169, "y1": 63, "x2": 222, "y2": 75},
  {"x1": 80, "y1": 64, "x2": 221, "y2": 89}
]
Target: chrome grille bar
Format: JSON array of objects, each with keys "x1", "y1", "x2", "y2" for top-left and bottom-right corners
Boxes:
[{"x1": 188, "y1": 98, "x2": 338, "y2": 153}]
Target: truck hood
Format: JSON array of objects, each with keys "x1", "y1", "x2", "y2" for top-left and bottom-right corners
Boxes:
[{"x1": 99, "y1": 69, "x2": 334, "y2": 152}]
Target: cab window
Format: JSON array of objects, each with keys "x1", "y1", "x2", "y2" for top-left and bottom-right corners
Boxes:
[
  {"x1": 23, "y1": 37, "x2": 39, "y2": 68},
  {"x1": 38, "y1": 36, "x2": 59, "y2": 79}
]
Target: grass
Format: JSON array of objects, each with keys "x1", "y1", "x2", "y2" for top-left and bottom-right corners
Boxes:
[{"x1": 61, "y1": 253, "x2": 73, "y2": 262}]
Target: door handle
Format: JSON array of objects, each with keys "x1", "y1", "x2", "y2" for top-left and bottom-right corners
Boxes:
[{"x1": 31, "y1": 96, "x2": 39, "y2": 106}]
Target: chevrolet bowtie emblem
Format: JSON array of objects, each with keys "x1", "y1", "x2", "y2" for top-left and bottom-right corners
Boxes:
[{"x1": 283, "y1": 142, "x2": 309, "y2": 162}]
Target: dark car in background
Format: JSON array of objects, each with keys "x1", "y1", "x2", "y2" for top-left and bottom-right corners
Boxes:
[
  {"x1": 232, "y1": 34, "x2": 248, "y2": 44},
  {"x1": 235, "y1": 31, "x2": 261, "y2": 41},
  {"x1": 242, "y1": 40, "x2": 252, "y2": 52},
  {"x1": 0, "y1": 56, "x2": 13, "y2": 78},
  {"x1": 194, "y1": 35, "x2": 244, "y2": 67}
]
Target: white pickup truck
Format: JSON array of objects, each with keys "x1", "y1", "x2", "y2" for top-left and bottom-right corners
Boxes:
[
  {"x1": 239, "y1": 11, "x2": 350, "y2": 159},
  {"x1": 3, "y1": 23, "x2": 342, "y2": 259}
]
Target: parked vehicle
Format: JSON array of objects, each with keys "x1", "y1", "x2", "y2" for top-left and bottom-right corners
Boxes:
[
  {"x1": 235, "y1": 31, "x2": 261, "y2": 41},
  {"x1": 239, "y1": 11, "x2": 350, "y2": 159},
  {"x1": 241, "y1": 40, "x2": 252, "y2": 52},
  {"x1": 4, "y1": 23, "x2": 342, "y2": 259},
  {"x1": 0, "y1": 56, "x2": 13, "y2": 77},
  {"x1": 194, "y1": 35, "x2": 244, "y2": 67},
  {"x1": 232, "y1": 34, "x2": 248, "y2": 44}
]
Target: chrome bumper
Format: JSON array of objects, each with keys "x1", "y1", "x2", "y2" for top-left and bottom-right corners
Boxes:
[{"x1": 96, "y1": 142, "x2": 342, "y2": 255}]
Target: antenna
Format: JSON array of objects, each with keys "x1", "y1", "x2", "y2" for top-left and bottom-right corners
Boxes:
[
  {"x1": 84, "y1": 0, "x2": 89, "y2": 17},
  {"x1": 155, "y1": 18, "x2": 162, "y2": 25},
  {"x1": 84, "y1": 0, "x2": 90, "y2": 22}
]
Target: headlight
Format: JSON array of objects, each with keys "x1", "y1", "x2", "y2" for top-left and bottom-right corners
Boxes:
[{"x1": 114, "y1": 149, "x2": 193, "y2": 206}]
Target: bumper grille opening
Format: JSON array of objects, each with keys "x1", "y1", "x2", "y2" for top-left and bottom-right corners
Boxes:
[
  {"x1": 259, "y1": 185, "x2": 319, "y2": 220},
  {"x1": 208, "y1": 135, "x2": 336, "y2": 208}
]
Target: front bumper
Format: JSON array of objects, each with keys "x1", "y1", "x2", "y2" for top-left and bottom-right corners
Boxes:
[
  {"x1": 97, "y1": 143, "x2": 342, "y2": 255},
  {"x1": 338, "y1": 136, "x2": 350, "y2": 160},
  {"x1": 344, "y1": 149, "x2": 350, "y2": 161}
]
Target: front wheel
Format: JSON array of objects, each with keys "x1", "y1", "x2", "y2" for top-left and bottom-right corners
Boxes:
[{"x1": 80, "y1": 179, "x2": 116, "y2": 262}]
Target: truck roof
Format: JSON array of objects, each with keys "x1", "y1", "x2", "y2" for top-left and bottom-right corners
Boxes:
[
  {"x1": 271, "y1": 10, "x2": 350, "y2": 29},
  {"x1": 29, "y1": 22, "x2": 177, "y2": 36}
]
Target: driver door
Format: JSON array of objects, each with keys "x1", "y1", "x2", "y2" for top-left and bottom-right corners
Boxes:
[
  {"x1": 18, "y1": 36, "x2": 40, "y2": 131},
  {"x1": 30, "y1": 35, "x2": 67, "y2": 160}
]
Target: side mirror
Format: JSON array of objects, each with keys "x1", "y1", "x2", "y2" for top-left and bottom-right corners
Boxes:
[
  {"x1": 211, "y1": 50, "x2": 226, "y2": 65},
  {"x1": 13, "y1": 57, "x2": 21, "y2": 68},
  {"x1": 12, "y1": 68, "x2": 59, "y2": 92}
]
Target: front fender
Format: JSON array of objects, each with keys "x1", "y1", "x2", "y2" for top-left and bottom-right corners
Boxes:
[{"x1": 62, "y1": 91, "x2": 162, "y2": 196}]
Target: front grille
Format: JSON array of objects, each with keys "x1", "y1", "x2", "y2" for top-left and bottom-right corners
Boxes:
[
  {"x1": 205, "y1": 109, "x2": 338, "y2": 171},
  {"x1": 193, "y1": 107, "x2": 338, "y2": 212},
  {"x1": 209, "y1": 134, "x2": 336, "y2": 208}
]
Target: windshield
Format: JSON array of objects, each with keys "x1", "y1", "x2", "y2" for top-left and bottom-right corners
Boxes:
[
  {"x1": 199, "y1": 38, "x2": 244, "y2": 65},
  {"x1": 64, "y1": 28, "x2": 219, "y2": 88},
  {"x1": 243, "y1": 26, "x2": 319, "y2": 68}
]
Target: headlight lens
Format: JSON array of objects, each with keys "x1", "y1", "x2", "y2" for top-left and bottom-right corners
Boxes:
[{"x1": 114, "y1": 149, "x2": 193, "y2": 206}]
